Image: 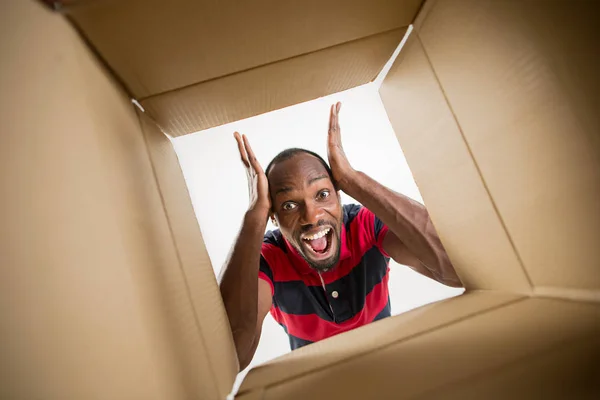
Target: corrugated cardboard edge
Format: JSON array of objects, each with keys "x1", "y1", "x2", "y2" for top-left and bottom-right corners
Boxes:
[
  {"x1": 533, "y1": 287, "x2": 600, "y2": 303},
  {"x1": 62, "y1": 0, "x2": 423, "y2": 98},
  {"x1": 238, "y1": 296, "x2": 599, "y2": 399},
  {"x1": 237, "y1": 291, "x2": 525, "y2": 395},
  {"x1": 140, "y1": 28, "x2": 407, "y2": 136},
  {"x1": 59, "y1": 5, "x2": 136, "y2": 99},
  {"x1": 415, "y1": 0, "x2": 600, "y2": 291},
  {"x1": 137, "y1": 111, "x2": 239, "y2": 398},
  {"x1": 2, "y1": 2, "x2": 229, "y2": 398},
  {"x1": 413, "y1": 0, "x2": 437, "y2": 31},
  {"x1": 412, "y1": 31, "x2": 533, "y2": 290},
  {"x1": 379, "y1": 33, "x2": 532, "y2": 292}
]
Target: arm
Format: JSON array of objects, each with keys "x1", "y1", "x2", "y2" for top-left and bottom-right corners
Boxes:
[
  {"x1": 219, "y1": 132, "x2": 273, "y2": 371},
  {"x1": 342, "y1": 172, "x2": 461, "y2": 287},
  {"x1": 327, "y1": 103, "x2": 462, "y2": 288},
  {"x1": 237, "y1": 279, "x2": 273, "y2": 370}
]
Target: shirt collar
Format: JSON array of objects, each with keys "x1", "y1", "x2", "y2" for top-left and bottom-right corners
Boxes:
[{"x1": 283, "y1": 224, "x2": 352, "y2": 275}]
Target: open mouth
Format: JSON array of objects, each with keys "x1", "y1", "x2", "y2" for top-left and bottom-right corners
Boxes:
[{"x1": 301, "y1": 227, "x2": 334, "y2": 260}]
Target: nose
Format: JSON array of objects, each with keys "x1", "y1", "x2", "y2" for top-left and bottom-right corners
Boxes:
[{"x1": 300, "y1": 200, "x2": 324, "y2": 226}]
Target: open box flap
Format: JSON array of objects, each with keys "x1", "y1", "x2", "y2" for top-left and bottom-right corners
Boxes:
[
  {"x1": 380, "y1": 0, "x2": 600, "y2": 295},
  {"x1": 1, "y1": 2, "x2": 237, "y2": 398},
  {"x1": 65, "y1": 0, "x2": 423, "y2": 135},
  {"x1": 238, "y1": 292, "x2": 599, "y2": 398},
  {"x1": 238, "y1": 291, "x2": 523, "y2": 395}
]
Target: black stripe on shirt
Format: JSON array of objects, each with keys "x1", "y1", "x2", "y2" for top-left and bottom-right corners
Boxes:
[
  {"x1": 372, "y1": 297, "x2": 391, "y2": 322},
  {"x1": 272, "y1": 246, "x2": 389, "y2": 323},
  {"x1": 273, "y1": 280, "x2": 334, "y2": 321},
  {"x1": 343, "y1": 203, "x2": 362, "y2": 232},
  {"x1": 259, "y1": 255, "x2": 274, "y2": 282},
  {"x1": 264, "y1": 229, "x2": 286, "y2": 251},
  {"x1": 323, "y1": 246, "x2": 389, "y2": 323},
  {"x1": 279, "y1": 323, "x2": 314, "y2": 350}
]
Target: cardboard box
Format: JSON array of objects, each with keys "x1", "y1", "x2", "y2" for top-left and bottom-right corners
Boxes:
[
  {"x1": 2, "y1": 0, "x2": 598, "y2": 399},
  {"x1": 66, "y1": 0, "x2": 419, "y2": 136}
]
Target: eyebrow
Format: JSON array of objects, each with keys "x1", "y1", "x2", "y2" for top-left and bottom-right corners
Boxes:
[
  {"x1": 307, "y1": 174, "x2": 329, "y2": 185},
  {"x1": 275, "y1": 186, "x2": 293, "y2": 196},
  {"x1": 274, "y1": 174, "x2": 329, "y2": 197}
]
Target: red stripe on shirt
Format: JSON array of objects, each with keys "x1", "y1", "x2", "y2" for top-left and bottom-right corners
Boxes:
[
  {"x1": 261, "y1": 213, "x2": 382, "y2": 286},
  {"x1": 270, "y1": 272, "x2": 390, "y2": 342},
  {"x1": 261, "y1": 243, "x2": 302, "y2": 282}
]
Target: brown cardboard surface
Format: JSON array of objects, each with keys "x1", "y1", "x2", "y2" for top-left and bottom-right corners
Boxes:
[
  {"x1": 246, "y1": 298, "x2": 600, "y2": 399},
  {"x1": 67, "y1": 0, "x2": 422, "y2": 98},
  {"x1": 139, "y1": 113, "x2": 239, "y2": 397},
  {"x1": 238, "y1": 291, "x2": 523, "y2": 395},
  {"x1": 1, "y1": 1, "x2": 235, "y2": 398},
  {"x1": 141, "y1": 28, "x2": 407, "y2": 136},
  {"x1": 424, "y1": 335, "x2": 600, "y2": 399},
  {"x1": 417, "y1": 0, "x2": 600, "y2": 291},
  {"x1": 379, "y1": 34, "x2": 531, "y2": 292},
  {"x1": 66, "y1": 0, "x2": 422, "y2": 136},
  {"x1": 412, "y1": 0, "x2": 436, "y2": 31},
  {"x1": 6, "y1": 0, "x2": 600, "y2": 398},
  {"x1": 236, "y1": 389, "x2": 266, "y2": 400}
]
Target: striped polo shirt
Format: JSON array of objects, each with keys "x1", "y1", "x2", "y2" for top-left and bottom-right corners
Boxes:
[{"x1": 258, "y1": 204, "x2": 391, "y2": 350}]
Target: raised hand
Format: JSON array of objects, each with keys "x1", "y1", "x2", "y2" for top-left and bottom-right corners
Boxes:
[
  {"x1": 234, "y1": 132, "x2": 270, "y2": 213},
  {"x1": 327, "y1": 102, "x2": 355, "y2": 191}
]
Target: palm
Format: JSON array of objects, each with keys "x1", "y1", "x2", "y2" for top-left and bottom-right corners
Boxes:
[
  {"x1": 327, "y1": 102, "x2": 353, "y2": 188},
  {"x1": 234, "y1": 132, "x2": 271, "y2": 212}
]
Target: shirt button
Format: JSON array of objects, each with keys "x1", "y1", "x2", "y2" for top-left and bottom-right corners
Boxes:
[{"x1": 331, "y1": 291, "x2": 339, "y2": 299}]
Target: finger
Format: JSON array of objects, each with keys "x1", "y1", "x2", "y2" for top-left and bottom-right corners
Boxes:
[
  {"x1": 332, "y1": 104, "x2": 340, "y2": 134},
  {"x1": 242, "y1": 134, "x2": 265, "y2": 174},
  {"x1": 333, "y1": 103, "x2": 338, "y2": 130},
  {"x1": 234, "y1": 131, "x2": 245, "y2": 157},
  {"x1": 329, "y1": 104, "x2": 340, "y2": 139},
  {"x1": 328, "y1": 107, "x2": 335, "y2": 149},
  {"x1": 234, "y1": 131, "x2": 250, "y2": 167},
  {"x1": 335, "y1": 102, "x2": 341, "y2": 128},
  {"x1": 329, "y1": 104, "x2": 335, "y2": 132}
]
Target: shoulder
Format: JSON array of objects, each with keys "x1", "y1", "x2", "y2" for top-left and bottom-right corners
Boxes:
[
  {"x1": 342, "y1": 203, "x2": 363, "y2": 225},
  {"x1": 343, "y1": 203, "x2": 377, "y2": 230},
  {"x1": 343, "y1": 204, "x2": 385, "y2": 242},
  {"x1": 261, "y1": 229, "x2": 288, "y2": 267},
  {"x1": 263, "y1": 229, "x2": 285, "y2": 251}
]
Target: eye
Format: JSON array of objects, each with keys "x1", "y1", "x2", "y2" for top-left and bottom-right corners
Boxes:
[
  {"x1": 282, "y1": 202, "x2": 297, "y2": 211},
  {"x1": 317, "y1": 190, "x2": 330, "y2": 200}
]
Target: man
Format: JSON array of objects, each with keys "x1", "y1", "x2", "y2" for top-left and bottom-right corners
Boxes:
[{"x1": 219, "y1": 102, "x2": 462, "y2": 371}]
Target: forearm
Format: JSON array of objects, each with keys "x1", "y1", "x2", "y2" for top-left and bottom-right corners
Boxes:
[
  {"x1": 239, "y1": 327, "x2": 261, "y2": 371},
  {"x1": 219, "y1": 208, "x2": 268, "y2": 361},
  {"x1": 340, "y1": 171, "x2": 459, "y2": 285}
]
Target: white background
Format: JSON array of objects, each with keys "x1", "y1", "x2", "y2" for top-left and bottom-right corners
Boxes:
[{"x1": 173, "y1": 82, "x2": 464, "y2": 394}]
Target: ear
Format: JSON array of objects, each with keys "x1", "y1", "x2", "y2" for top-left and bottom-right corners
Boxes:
[{"x1": 270, "y1": 213, "x2": 278, "y2": 227}]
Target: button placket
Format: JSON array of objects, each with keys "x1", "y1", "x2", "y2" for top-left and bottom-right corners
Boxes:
[{"x1": 318, "y1": 271, "x2": 336, "y2": 322}]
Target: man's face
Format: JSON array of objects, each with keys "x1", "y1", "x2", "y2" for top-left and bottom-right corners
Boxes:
[{"x1": 268, "y1": 153, "x2": 343, "y2": 272}]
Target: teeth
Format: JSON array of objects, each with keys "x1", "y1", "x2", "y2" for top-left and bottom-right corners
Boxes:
[{"x1": 303, "y1": 227, "x2": 330, "y2": 241}]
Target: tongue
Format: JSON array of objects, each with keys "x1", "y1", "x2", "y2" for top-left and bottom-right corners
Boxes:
[{"x1": 310, "y1": 236, "x2": 328, "y2": 252}]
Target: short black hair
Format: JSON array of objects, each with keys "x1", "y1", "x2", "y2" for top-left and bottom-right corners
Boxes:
[{"x1": 265, "y1": 148, "x2": 334, "y2": 183}]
